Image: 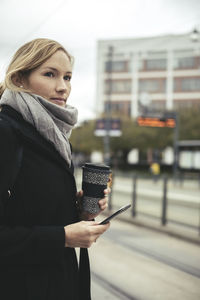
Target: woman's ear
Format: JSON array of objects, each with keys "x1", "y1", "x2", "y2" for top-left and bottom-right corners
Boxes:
[{"x1": 12, "y1": 73, "x2": 24, "y2": 88}]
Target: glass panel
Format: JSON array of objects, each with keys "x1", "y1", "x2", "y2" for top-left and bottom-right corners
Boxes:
[
  {"x1": 105, "y1": 61, "x2": 130, "y2": 72},
  {"x1": 104, "y1": 80, "x2": 132, "y2": 94},
  {"x1": 193, "y1": 151, "x2": 200, "y2": 169},
  {"x1": 146, "y1": 59, "x2": 166, "y2": 70},
  {"x1": 104, "y1": 101, "x2": 131, "y2": 116},
  {"x1": 181, "y1": 78, "x2": 200, "y2": 91},
  {"x1": 139, "y1": 79, "x2": 166, "y2": 93},
  {"x1": 174, "y1": 78, "x2": 200, "y2": 92},
  {"x1": 179, "y1": 151, "x2": 193, "y2": 169},
  {"x1": 174, "y1": 57, "x2": 195, "y2": 69}
]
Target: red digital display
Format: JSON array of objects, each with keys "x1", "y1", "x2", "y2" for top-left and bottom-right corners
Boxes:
[{"x1": 137, "y1": 117, "x2": 176, "y2": 128}]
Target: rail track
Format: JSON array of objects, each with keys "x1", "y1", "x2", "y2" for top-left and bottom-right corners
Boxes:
[
  {"x1": 92, "y1": 271, "x2": 138, "y2": 300},
  {"x1": 104, "y1": 229, "x2": 200, "y2": 278},
  {"x1": 92, "y1": 225, "x2": 200, "y2": 299}
]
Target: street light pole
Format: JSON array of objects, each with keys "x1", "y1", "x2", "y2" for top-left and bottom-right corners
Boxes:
[
  {"x1": 104, "y1": 46, "x2": 113, "y2": 166},
  {"x1": 173, "y1": 112, "x2": 179, "y2": 179}
]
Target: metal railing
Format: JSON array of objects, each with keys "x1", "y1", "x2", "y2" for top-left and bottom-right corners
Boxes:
[
  {"x1": 108, "y1": 173, "x2": 200, "y2": 235},
  {"x1": 74, "y1": 168, "x2": 200, "y2": 236}
]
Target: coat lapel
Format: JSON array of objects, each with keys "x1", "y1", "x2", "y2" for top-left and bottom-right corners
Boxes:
[{"x1": 0, "y1": 105, "x2": 74, "y2": 176}]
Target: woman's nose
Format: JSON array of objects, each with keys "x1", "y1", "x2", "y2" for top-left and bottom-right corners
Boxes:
[{"x1": 56, "y1": 78, "x2": 68, "y2": 92}]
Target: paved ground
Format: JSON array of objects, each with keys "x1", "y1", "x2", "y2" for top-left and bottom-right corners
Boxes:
[
  {"x1": 90, "y1": 219, "x2": 200, "y2": 300},
  {"x1": 74, "y1": 170, "x2": 200, "y2": 299}
]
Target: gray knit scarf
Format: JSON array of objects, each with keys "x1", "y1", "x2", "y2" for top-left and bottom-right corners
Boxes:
[{"x1": 1, "y1": 89, "x2": 78, "y2": 166}]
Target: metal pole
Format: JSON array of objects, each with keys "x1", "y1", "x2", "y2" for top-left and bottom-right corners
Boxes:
[
  {"x1": 103, "y1": 46, "x2": 113, "y2": 166},
  {"x1": 108, "y1": 173, "x2": 114, "y2": 211},
  {"x1": 104, "y1": 124, "x2": 110, "y2": 166},
  {"x1": 132, "y1": 174, "x2": 137, "y2": 217},
  {"x1": 173, "y1": 112, "x2": 179, "y2": 180},
  {"x1": 198, "y1": 204, "x2": 200, "y2": 236},
  {"x1": 198, "y1": 173, "x2": 200, "y2": 190},
  {"x1": 161, "y1": 175, "x2": 168, "y2": 225}
]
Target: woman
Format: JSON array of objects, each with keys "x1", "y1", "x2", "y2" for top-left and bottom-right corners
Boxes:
[{"x1": 0, "y1": 38, "x2": 110, "y2": 300}]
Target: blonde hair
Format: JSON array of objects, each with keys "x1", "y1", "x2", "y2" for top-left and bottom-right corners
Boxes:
[{"x1": 0, "y1": 38, "x2": 73, "y2": 97}]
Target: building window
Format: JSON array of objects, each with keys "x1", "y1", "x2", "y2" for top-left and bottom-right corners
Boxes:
[
  {"x1": 104, "y1": 79, "x2": 132, "y2": 94},
  {"x1": 105, "y1": 60, "x2": 130, "y2": 72},
  {"x1": 104, "y1": 101, "x2": 131, "y2": 116},
  {"x1": 139, "y1": 79, "x2": 166, "y2": 93},
  {"x1": 174, "y1": 100, "x2": 200, "y2": 109},
  {"x1": 174, "y1": 78, "x2": 200, "y2": 92},
  {"x1": 146, "y1": 59, "x2": 166, "y2": 70},
  {"x1": 151, "y1": 100, "x2": 166, "y2": 110},
  {"x1": 139, "y1": 59, "x2": 166, "y2": 71},
  {"x1": 173, "y1": 57, "x2": 199, "y2": 69}
]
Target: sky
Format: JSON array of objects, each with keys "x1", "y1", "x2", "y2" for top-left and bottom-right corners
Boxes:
[{"x1": 0, "y1": 0, "x2": 200, "y2": 122}]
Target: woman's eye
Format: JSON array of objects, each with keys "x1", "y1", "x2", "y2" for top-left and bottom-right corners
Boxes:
[
  {"x1": 44, "y1": 72, "x2": 54, "y2": 77},
  {"x1": 64, "y1": 75, "x2": 71, "y2": 81}
]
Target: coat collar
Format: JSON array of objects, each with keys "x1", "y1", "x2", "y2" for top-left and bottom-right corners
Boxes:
[{"x1": 0, "y1": 105, "x2": 75, "y2": 176}]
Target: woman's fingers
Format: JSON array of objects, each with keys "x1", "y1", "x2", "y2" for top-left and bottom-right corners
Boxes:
[
  {"x1": 104, "y1": 187, "x2": 111, "y2": 195},
  {"x1": 99, "y1": 189, "x2": 110, "y2": 210},
  {"x1": 64, "y1": 221, "x2": 110, "y2": 248},
  {"x1": 76, "y1": 190, "x2": 83, "y2": 198},
  {"x1": 98, "y1": 198, "x2": 108, "y2": 210},
  {"x1": 78, "y1": 188, "x2": 111, "y2": 220}
]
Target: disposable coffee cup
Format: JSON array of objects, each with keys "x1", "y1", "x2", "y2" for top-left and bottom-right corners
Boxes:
[{"x1": 81, "y1": 163, "x2": 111, "y2": 214}]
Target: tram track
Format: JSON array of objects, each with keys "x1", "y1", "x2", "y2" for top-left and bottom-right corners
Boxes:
[
  {"x1": 92, "y1": 271, "x2": 138, "y2": 300},
  {"x1": 90, "y1": 223, "x2": 200, "y2": 299},
  {"x1": 104, "y1": 230, "x2": 200, "y2": 279}
]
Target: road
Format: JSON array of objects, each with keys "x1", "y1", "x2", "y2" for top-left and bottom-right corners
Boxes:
[{"x1": 89, "y1": 219, "x2": 200, "y2": 300}]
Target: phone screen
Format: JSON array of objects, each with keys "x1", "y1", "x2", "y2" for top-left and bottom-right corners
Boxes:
[{"x1": 99, "y1": 204, "x2": 131, "y2": 224}]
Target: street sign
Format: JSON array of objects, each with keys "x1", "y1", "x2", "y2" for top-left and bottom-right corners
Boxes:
[{"x1": 94, "y1": 118, "x2": 122, "y2": 136}]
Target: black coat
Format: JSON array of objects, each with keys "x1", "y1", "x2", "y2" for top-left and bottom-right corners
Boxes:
[{"x1": 0, "y1": 105, "x2": 91, "y2": 300}]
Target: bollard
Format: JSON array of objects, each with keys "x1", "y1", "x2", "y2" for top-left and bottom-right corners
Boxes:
[
  {"x1": 108, "y1": 192, "x2": 112, "y2": 211},
  {"x1": 198, "y1": 180, "x2": 200, "y2": 236},
  {"x1": 198, "y1": 173, "x2": 200, "y2": 190},
  {"x1": 108, "y1": 173, "x2": 114, "y2": 211},
  {"x1": 132, "y1": 174, "x2": 137, "y2": 217},
  {"x1": 161, "y1": 175, "x2": 168, "y2": 225}
]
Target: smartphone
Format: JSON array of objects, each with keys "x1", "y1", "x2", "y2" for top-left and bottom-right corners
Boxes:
[{"x1": 100, "y1": 204, "x2": 131, "y2": 224}]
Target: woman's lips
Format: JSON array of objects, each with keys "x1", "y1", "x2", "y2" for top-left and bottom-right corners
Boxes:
[
  {"x1": 51, "y1": 98, "x2": 65, "y2": 102},
  {"x1": 50, "y1": 98, "x2": 66, "y2": 104}
]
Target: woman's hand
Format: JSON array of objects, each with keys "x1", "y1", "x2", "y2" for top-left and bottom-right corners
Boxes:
[
  {"x1": 77, "y1": 188, "x2": 110, "y2": 221},
  {"x1": 64, "y1": 221, "x2": 110, "y2": 248}
]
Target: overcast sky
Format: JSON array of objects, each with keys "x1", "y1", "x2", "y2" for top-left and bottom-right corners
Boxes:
[{"x1": 0, "y1": 0, "x2": 200, "y2": 121}]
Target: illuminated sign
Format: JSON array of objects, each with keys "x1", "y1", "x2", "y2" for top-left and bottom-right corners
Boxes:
[{"x1": 137, "y1": 116, "x2": 176, "y2": 128}]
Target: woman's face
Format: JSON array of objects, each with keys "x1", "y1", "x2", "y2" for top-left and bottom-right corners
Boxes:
[{"x1": 22, "y1": 50, "x2": 72, "y2": 107}]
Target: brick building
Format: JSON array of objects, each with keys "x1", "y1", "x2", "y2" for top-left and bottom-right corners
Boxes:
[{"x1": 96, "y1": 32, "x2": 200, "y2": 118}]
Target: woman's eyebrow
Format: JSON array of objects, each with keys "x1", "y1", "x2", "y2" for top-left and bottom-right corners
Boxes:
[{"x1": 43, "y1": 67, "x2": 72, "y2": 74}]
